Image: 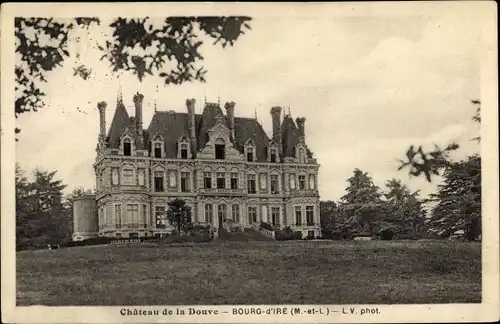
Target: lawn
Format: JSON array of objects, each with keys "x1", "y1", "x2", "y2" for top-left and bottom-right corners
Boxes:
[{"x1": 16, "y1": 240, "x2": 481, "y2": 306}]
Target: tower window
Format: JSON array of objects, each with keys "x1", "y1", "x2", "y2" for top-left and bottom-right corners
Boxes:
[
  {"x1": 298, "y1": 175, "x2": 306, "y2": 190},
  {"x1": 154, "y1": 143, "x2": 162, "y2": 158},
  {"x1": 123, "y1": 140, "x2": 132, "y2": 156},
  {"x1": 215, "y1": 144, "x2": 225, "y2": 160}
]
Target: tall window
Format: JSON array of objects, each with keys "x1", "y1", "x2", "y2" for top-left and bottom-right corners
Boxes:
[
  {"x1": 295, "y1": 206, "x2": 302, "y2": 226},
  {"x1": 138, "y1": 169, "x2": 145, "y2": 186},
  {"x1": 247, "y1": 174, "x2": 256, "y2": 194},
  {"x1": 215, "y1": 144, "x2": 225, "y2": 159},
  {"x1": 260, "y1": 173, "x2": 267, "y2": 190},
  {"x1": 230, "y1": 173, "x2": 238, "y2": 189},
  {"x1": 204, "y1": 172, "x2": 212, "y2": 189},
  {"x1": 218, "y1": 204, "x2": 227, "y2": 222},
  {"x1": 216, "y1": 172, "x2": 225, "y2": 189},
  {"x1": 127, "y1": 204, "x2": 139, "y2": 228},
  {"x1": 271, "y1": 207, "x2": 280, "y2": 226},
  {"x1": 298, "y1": 175, "x2": 306, "y2": 190},
  {"x1": 290, "y1": 174, "x2": 296, "y2": 190},
  {"x1": 115, "y1": 205, "x2": 122, "y2": 228},
  {"x1": 181, "y1": 172, "x2": 190, "y2": 192},
  {"x1": 309, "y1": 174, "x2": 316, "y2": 189},
  {"x1": 306, "y1": 206, "x2": 314, "y2": 226},
  {"x1": 142, "y1": 204, "x2": 148, "y2": 228},
  {"x1": 169, "y1": 171, "x2": 177, "y2": 188},
  {"x1": 180, "y1": 143, "x2": 188, "y2": 159},
  {"x1": 205, "y1": 204, "x2": 213, "y2": 223},
  {"x1": 248, "y1": 206, "x2": 257, "y2": 224},
  {"x1": 154, "y1": 171, "x2": 164, "y2": 192},
  {"x1": 154, "y1": 142, "x2": 162, "y2": 158},
  {"x1": 123, "y1": 139, "x2": 132, "y2": 156},
  {"x1": 270, "y1": 175, "x2": 279, "y2": 194},
  {"x1": 112, "y1": 168, "x2": 119, "y2": 185},
  {"x1": 122, "y1": 168, "x2": 134, "y2": 185},
  {"x1": 232, "y1": 204, "x2": 240, "y2": 223},
  {"x1": 155, "y1": 206, "x2": 166, "y2": 228},
  {"x1": 270, "y1": 149, "x2": 277, "y2": 163},
  {"x1": 299, "y1": 148, "x2": 306, "y2": 163},
  {"x1": 247, "y1": 147, "x2": 254, "y2": 162}
]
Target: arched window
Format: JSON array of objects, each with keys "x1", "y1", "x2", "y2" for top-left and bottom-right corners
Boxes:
[{"x1": 205, "y1": 204, "x2": 213, "y2": 223}]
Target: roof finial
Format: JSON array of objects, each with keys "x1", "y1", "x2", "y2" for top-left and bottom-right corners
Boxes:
[
  {"x1": 217, "y1": 91, "x2": 220, "y2": 105},
  {"x1": 154, "y1": 99, "x2": 157, "y2": 112},
  {"x1": 254, "y1": 106, "x2": 258, "y2": 120}
]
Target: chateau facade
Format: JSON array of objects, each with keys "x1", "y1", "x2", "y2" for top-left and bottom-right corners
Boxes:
[{"x1": 93, "y1": 92, "x2": 321, "y2": 239}]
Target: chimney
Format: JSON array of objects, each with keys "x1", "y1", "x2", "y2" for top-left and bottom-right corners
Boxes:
[
  {"x1": 225, "y1": 101, "x2": 236, "y2": 140},
  {"x1": 97, "y1": 101, "x2": 107, "y2": 140},
  {"x1": 133, "y1": 92, "x2": 144, "y2": 130},
  {"x1": 133, "y1": 92, "x2": 144, "y2": 147},
  {"x1": 270, "y1": 106, "x2": 282, "y2": 140},
  {"x1": 186, "y1": 98, "x2": 197, "y2": 157},
  {"x1": 296, "y1": 117, "x2": 306, "y2": 143}
]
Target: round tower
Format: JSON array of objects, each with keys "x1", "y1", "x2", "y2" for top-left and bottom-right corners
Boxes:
[{"x1": 72, "y1": 194, "x2": 98, "y2": 241}]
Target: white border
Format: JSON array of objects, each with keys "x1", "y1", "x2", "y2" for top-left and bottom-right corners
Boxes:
[{"x1": 1, "y1": 2, "x2": 498, "y2": 323}]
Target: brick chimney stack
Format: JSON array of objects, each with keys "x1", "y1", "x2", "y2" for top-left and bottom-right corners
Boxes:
[
  {"x1": 97, "y1": 101, "x2": 107, "y2": 141},
  {"x1": 225, "y1": 101, "x2": 236, "y2": 140},
  {"x1": 133, "y1": 92, "x2": 144, "y2": 147},
  {"x1": 186, "y1": 98, "x2": 197, "y2": 157}
]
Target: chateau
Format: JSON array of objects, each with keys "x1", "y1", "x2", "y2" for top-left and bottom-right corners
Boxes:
[{"x1": 90, "y1": 92, "x2": 321, "y2": 239}]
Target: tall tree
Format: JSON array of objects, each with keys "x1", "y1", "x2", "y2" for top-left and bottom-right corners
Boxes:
[
  {"x1": 16, "y1": 167, "x2": 69, "y2": 249},
  {"x1": 320, "y1": 200, "x2": 337, "y2": 230},
  {"x1": 426, "y1": 155, "x2": 481, "y2": 241},
  {"x1": 165, "y1": 199, "x2": 192, "y2": 235},
  {"x1": 15, "y1": 16, "x2": 251, "y2": 138},
  {"x1": 339, "y1": 169, "x2": 384, "y2": 233},
  {"x1": 383, "y1": 178, "x2": 425, "y2": 235}
]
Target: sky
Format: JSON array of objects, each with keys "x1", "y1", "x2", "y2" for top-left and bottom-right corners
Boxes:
[{"x1": 15, "y1": 8, "x2": 482, "y2": 201}]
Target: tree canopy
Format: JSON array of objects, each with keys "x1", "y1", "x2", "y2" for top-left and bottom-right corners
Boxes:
[{"x1": 15, "y1": 16, "x2": 252, "y2": 137}]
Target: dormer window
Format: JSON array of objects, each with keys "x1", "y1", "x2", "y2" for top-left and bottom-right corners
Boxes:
[
  {"x1": 215, "y1": 138, "x2": 226, "y2": 160},
  {"x1": 154, "y1": 143, "x2": 162, "y2": 158},
  {"x1": 247, "y1": 148, "x2": 254, "y2": 162},
  {"x1": 270, "y1": 149, "x2": 277, "y2": 163},
  {"x1": 299, "y1": 148, "x2": 306, "y2": 163},
  {"x1": 180, "y1": 144, "x2": 188, "y2": 159},
  {"x1": 123, "y1": 139, "x2": 132, "y2": 156}
]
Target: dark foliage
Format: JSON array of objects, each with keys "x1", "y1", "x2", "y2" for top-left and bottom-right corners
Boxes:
[{"x1": 14, "y1": 16, "x2": 251, "y2": 138}]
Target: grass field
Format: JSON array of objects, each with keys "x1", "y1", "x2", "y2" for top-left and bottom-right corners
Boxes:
[{"x1": 16, "y1": 240, "x2": 481, "y2": 306}]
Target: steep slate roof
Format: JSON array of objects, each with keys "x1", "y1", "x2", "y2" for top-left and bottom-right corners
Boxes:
[
  {"x1": 280, "y1": 115, "x2": 299, "y2": 158},
  {"x1": 147, "y1": 111, "x2": 201, "y2": 158},
  {"x1": 107, "y1": 100, "x2": 130, "y2": 148},
  {"x1": 197, "y1": 102, "x2": 226, "y2": 150},
  {"x1": 107, "y1": 101, "x2": 311, "y2": 161},
  {"x1": 233, "y1": 117, "x2": 270, "y2": 161}
]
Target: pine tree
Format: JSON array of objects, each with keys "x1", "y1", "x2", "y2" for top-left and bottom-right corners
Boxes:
[
  {"x1": 427, "y1": 155, "x2": 481, "y2": 241},
  {"x1": 338, "y1": 169, "x2": 385, "y2": 233},
  {"x1": 16, "y1": 167, "x2": 69, "y2": 249}
]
